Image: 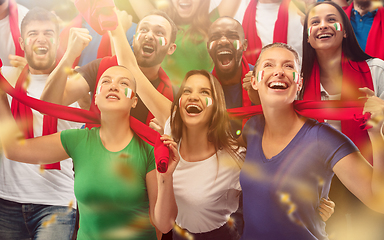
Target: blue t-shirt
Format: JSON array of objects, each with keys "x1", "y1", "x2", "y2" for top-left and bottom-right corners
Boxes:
[
  {"x1": 240, "y1": 116, "x2": 358, "y2": 240},
  {"x1": 351, "y1": 8, "x2": 377, "y2": 51}
]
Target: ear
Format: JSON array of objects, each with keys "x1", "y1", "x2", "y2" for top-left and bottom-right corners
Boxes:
[
  {"x1": 251, "y1": 76, "x2": 258, "y2": 91},
  {"x1": 242, "y1": 39, "x2": 248, "y2": 51},
  {"x1": 167, "y1": 43, "x2": 177, "y2": 55},
  {"x1": 343, "y1": 31, "x2": 347, "y2": 38},
  {"x1": 131, "y1": 96, "x2": 138, "y2": 108},
  {"x1": 297, "y1": 77, "x2": 303, "y2": 92},
  {"x1": 19, "y1": 37, "x2": 25, "y2": 51}
]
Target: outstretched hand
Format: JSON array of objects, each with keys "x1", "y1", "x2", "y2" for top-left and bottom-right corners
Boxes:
[{"x1": 360, "y1": 87, "x2": 384, "y2": 134}]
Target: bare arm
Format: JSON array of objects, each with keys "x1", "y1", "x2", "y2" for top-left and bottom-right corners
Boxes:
[
  {"x1": 217, "y1": 0, "x2": 242, "y2": 17},
  {"x1": 333, "y1": 88, "x2": 384, "y2": 213},
  {"x1": 40, "y1": 28, "x2": 92, "y2": 106},
  {"x1": 146, "y1": 135, "x2": 179, "y2": 233},
  {"x1": 128, "y1": 0, "x2": 156, "y2": 20},
  {"x1": 0, "y1": 92, "x2": 69, "y2": 164},
  {"x1": 110, "y1": 11, "x2": 172, "y2": 127}
]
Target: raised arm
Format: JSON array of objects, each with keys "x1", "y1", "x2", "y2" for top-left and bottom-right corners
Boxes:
[
  {"x1": 128, "y1": 0, "x2": 156, "y2": 20},
  {"x1": 0, "y1": 92, "x2": 69, "y2": 164},
  {"x1": 110, "y1": 11, "x2": 172, "y2": 127},
  {"x1": 217, "y1": 0, "x2": 242, "y2": 17},
  {"x1": 333, "y1": 88, "x2": 384, "y2": 213},
  {"x1": 40, "y1": 28, "x2": 92, "y2": 106}
]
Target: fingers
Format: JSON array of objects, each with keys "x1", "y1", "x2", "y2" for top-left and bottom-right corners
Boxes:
[
  {"x1": 359, "y1": 87, "x2": 375, "y2": 97},
  {"x1": 149, "y1": 118, "x2": 164, "y2": 135},
  {"x1": 318, "y1": 198, "x2": 335, "y2": 222},
  {"x1": 8, "y1": 55, "x2": 27, "y2": 68},
  {"x1": 242, "y1": 71, "x2": 253, "y2": 91},
  {"x1": 67, "y1": 28, "x2": 92, "y2": 58}
]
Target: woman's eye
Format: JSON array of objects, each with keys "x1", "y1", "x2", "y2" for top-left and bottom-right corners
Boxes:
[
  {"x1": 310, "y1": 20, "x2": 319, "y2": 25},
  {"x1": 285, "y1": 64, "x2": 294, "y2": 69},
  {"x1": 183, "y1": 89, "x2": 191, "y2": 94},
  {"x1": 263, "y1": 62, "x2": 272, "y2": 68},
  {"x1": 121, "y1": 82, "x2": 129, "y2": 86},
  {"x1": 201, "y1": 90, "x2": 210, "y2": 95}
]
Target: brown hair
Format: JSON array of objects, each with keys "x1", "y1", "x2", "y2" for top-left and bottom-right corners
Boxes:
[{"x1": 170, "y1": 70, "x2": 243, "y2": 165}]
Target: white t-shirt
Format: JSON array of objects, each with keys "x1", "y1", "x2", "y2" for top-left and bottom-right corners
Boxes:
[
  {"x1": 0, "y1": 67, "x2": 82, "y2": 207},
  {"x1": 321, "y1": 58, "x2": 384, "y2": 130},
  {"x1": 256, "y1": 1, "x2": 303, "y2": 59},
  {"x1": 0, "y1": 4, "x2": 29, "y2": 67},
  {"x1": 164, "y1": 118, "x2": 243, "y2": 233}
]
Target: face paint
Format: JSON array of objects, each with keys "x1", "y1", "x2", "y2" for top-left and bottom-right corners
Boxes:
[
  {"x1": 124, "y1": 88, "x2": 134, "y2": 99},
  {"x1": 209, "y1": 41, "x2": 214, "y2": 50},
  {"x1": 25, "y1": 37, "x2": 32, "y2": 46},
  {"x1": 307, "y1": 26, "x2": 312, "y2": 37},
  {"x1": 96, "y1": 85, "x2": 102, "y2": 95},
  {"x1": 135, "y1": 33, "x2": 142, "y2": 41},
  {"x1": 205, "y1": 97, "x2": 213, "y2": 107},
  {"x1": 49, "y1": 38, "x2": 55, "y2": 44},
  {"x1": 333, "y1": 22, "x2": 342, "y2": 31},
  {"x1": 179, "y1": 97, "x2": 182, "y2": 107},
  {"x1": 256, "y1": 70, "x2": 264, "y2": 83},
  {"x1": 158, "y1": 36, "x2": 167, "y2": 46},
  {"x1": 293, "y1": 72, "x2": 300, "y2": 84},
  {"x1": 233, "y1": 40, "x2": 241, "y2": 50}
]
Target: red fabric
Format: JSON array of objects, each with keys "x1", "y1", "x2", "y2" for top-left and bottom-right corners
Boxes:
[
  {"x1": 212, "y1": 55, "x2": 252, "y2": 126},
  {"x1": 303, "y1": 58, "x2": 374, "y2": 164},
  {"x1": 56, "y1": 15, "x2": 112, "y2": 68},
  {"x1": 8, "y1": 0, "x2": 24, "y2": 57},
  {"x1": 74, "y1": 0, "x2": 117, "y2": 35},
  {"x1": 242, "y1": 0, "x2": 290, "y2": 65},
  {"x1": 10, "y1": 65, "x2": 60, "y2": 169},
  {"x1": 344, "y1": 3, "x2": 384, "y2": 60},
  {"x1": 0, "y1": 68, "x2": 170, "y2": 173}
]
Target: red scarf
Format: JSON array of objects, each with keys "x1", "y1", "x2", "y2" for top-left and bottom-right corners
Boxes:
[
  {"x1": 56, "y1": 15, "x2": 112, "y2": 68},
  {"x1": 87, "y1": 56, "x2": 174, "y2": 127},
  {"x1": 212, "y1": 55, "x2": 252, "y2": 126},
  {"x1": 10, "y1": 65, "x2": 60, "y2": 169},
  {"x1": 303, "y1": 58, "x2": 374, "y2": 164},
  {"x1": 8, "y1": 0, "x2": 24, "y2": 57},
  {"x1": 344, "y1": 3, "x2": 384, "y2": 60},
  {"x1": 242, "y1": 0, "x2": 289, "y2": 65},
  {"x1": 0, "y1": 69, "x2": 170, "y2": 173}
]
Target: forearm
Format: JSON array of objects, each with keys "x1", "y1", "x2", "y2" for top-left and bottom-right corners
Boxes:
[
  {"x1": 368, "y1": 127, "x2": 384, "y2": 209},
  {"x1": 40, "y1": 52, "x2": 76, "y2": 105},
  {"x1": 153, "y1": 174, "x2": 177, "y2": 233},
  {"x1": 218, "y1": 0, "x2": 242, "y2": 17},
  {"x1": 128, "y1": 0, "x2": 155, "y2": 20}
]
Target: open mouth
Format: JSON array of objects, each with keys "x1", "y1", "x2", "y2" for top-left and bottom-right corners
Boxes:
[
  {"x1": 217, "y1": 50, "x2": 234, "y2": 66},
  {"x1": 34, "y1": 47, "x2": 48, "y2": 55},
  {"x1": 179, "y1": 2, "x2": 192, "y2": 9},
  {"x1": 106, "y1": 93, "x2": 120, "y2": 100},
  {"x1": 142, "y1": 44, "x2": 154, "y2": 54},
  {"x1": 316, "y1": 33, "x2": 333, "y2": 39},
  {"x1": 186, "y1": 104, "x2": 202, "y2": 114},
  {"x1": 268, "y1": 82, "x2": 288, "y2": 90}
]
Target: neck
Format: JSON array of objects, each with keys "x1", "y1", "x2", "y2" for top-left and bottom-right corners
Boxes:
[
  {"x1": 354, "y1": 0, "x2": 372, "y2": 16},
  {"x1": 179, "y1": 125, "x2": 216, "y2": 162},
  {"x1": 219, "y1": 65, "x2": 243, "y2": 86},
  {"x1": 316, "y1": 47, "x2": 343, "y2": 81},
  {"x1": 29, "y1": 64, "x2": 55, "y2": 75},
  {"x1": 139, "y1": 64, "x2": 160, "y2": 82},
  {"x1": 0, "y1": 0, "x2": 9, "y2": 20},
  {"x1": 99, "y1": 111, "x2": 133, "y2": 151},
  {"x1": 258, "y1": 0, "x2": 282, "y2": 3},
  {"x1": 262, "y1": 103, "x2": 304, "y2": 138}
]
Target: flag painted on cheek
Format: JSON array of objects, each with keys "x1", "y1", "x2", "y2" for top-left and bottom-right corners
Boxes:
[
  {"x1": 25, "y1": 37, "x2": 32, "y2": 46},
  {"x1": 158, "y1": 37, "x2": 167, "y2": 46},
  {"x1": 205, "y1": 97, "x2": 213, "y2": 107},
  {"x1": 136, "y1": 33, "x2": 142, "y2": 41},
  {"x1": 257, "y1": 71, "x2": 264, "y2": 83},
  {"x1": 49, "y1": 38, "x2": 55, "y2": 44},
  {"x1": 233, "y1": 40, "x2": 241, "y2": 50},
  {"x1": 124, "y1": 88, "x2": 134, "y2": 99},
  {"x1": 307, "y1": 27, "x2": 312, "y2": 37},
  {"x1": 209, "y1": 41, "x2": 214, "y2": 50},
  {"x1": 96, "y1": 85, "x2": 102, "y2": 95},
  {"x1": 293, "y1": 72, "x2": 300, "y2": 84},
  {"x1": 334, "y1": 22, "x2": 342, "y2": 31}
]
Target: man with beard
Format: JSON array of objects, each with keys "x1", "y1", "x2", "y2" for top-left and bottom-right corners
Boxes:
[
  {"x1": 41, "y1": 10, "x2": 178, "y2": 126},
  {"x1": 0, "y1": 0, "x2": 28, "y2": 67},
  {"x1": 344, "y1": 0, "x2": 384, "y2": 60},
  {"x1": 0, "y1": 7, "x2": 82, "y2": 240},
  {"x1": 207, "y1": 16, "x2": 256, "y2": 137}
]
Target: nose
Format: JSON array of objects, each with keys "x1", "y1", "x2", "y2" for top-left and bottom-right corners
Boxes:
[
  {"x1": 36, "y1": 33, "x2": 48, "y2": 44},
  {"x1": 144, "y1": 30, "x2": 155, "y2": 41},
  {"x1": 319, "y1": 20, "x2": 329, "y2": 31},
  {"x1": 109, "y1": 81, "x2": 118, "y2": 91},
  {"x1": 218, "y1": 35, "x2": 230, "y2": 46},
  {"x1": 273, "y1": 67, "x2": 285, "y2": 77},
  {"x1": 188, "y1": 91, "x2": 199, "y2": 101}
]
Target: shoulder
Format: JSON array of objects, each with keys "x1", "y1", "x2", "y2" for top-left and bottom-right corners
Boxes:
[{"x1": 366, "y1": 58, "x2": 384, "y2": 70}]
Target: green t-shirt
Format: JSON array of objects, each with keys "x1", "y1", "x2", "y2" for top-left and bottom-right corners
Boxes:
[
  {"x1": 61, "y1": 128, "x2": 156, "y2": 240},
  {"x1": 161, "y1": 8, "x2": 220, "y2": 86}
]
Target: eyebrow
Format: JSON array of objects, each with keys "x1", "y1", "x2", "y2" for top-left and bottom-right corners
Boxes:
[
  {"x1": 309, "y1": 13, "x2": 337, "y2": 21},
  {"x1": 139, "y1": 22, "x2": 166, "y2": 30}
]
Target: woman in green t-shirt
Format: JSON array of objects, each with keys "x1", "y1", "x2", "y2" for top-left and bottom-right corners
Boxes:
[{"x1": 0, "y1": 66, "x2": 179, "y2": 240}]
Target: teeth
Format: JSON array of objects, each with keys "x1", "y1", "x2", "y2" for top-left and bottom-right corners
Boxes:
[
  {"x1": 218, "y1": 51, "x2": 232, "y2": 55},
  {"x1": 143, "y1": 45, "x2": 153, "y2": 50},
  {"x1": 317, "y1": 34, "x2": 332, "y2": 39},
  {"x1": 269, "y1": 82, "x2": 287, "y2": 88},
  {"x1": 186, "y1": 104, "x2": 202, "y2": 114},
  {"x1": 180, "y1": 3, "x2": 191, "y2": 7},
  {"x1": 107, "y1": 95, "x2": 119, "y2": 100}
]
